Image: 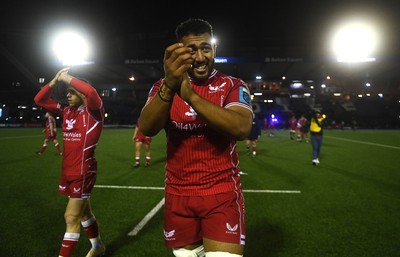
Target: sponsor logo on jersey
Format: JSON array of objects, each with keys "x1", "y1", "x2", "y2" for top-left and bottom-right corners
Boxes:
[
  {"x1": 226, "y1": 222, "x2": 238, "y2": 234},
  {"x1": 164, "y1": 229, "x2": 176, "y2": 241},
  {"x1": 172, "y1": 121, "x2": 205, "y2": 131},
  {"x1": 63, "y1": 132, "x2": 82, "y2": 137},
  {"x1": 239, "y1": 86, "x2": 251, "y2": 105}
]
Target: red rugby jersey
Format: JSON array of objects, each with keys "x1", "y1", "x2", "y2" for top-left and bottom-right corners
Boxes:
[
  {"x1": 147, "y1": 70, "x2": 253, "y2": 196},
  {"x1": 34, "y1": 78, "x2": 104, "y2": 176},
  {"x1": 45, "y1": 115, "x2": 57, "y2": 137}
]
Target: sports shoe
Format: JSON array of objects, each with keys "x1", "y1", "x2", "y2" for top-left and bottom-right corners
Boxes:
[
  {"x1": 85, "y1": 244, "x2": 106, "y2": 257},
  {"x1": 145, "y1": 163, "x2": 150, "y2": 167},
  {"x1": 239, "y1": 171, "x2": 248, "y2": 175},
  {"x1": 36, "y1": 151, "x2": 42, "y2": 156},
  {"x1": 312, "y1": 159, "x2": 320, "y2": 165},
  {"x1": 132, "y1": 163, "x2": 140, "y2": 168}
]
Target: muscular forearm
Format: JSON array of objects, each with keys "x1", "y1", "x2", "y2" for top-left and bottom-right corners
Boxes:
[
  {"x1": 140, "y1": 82, "x2": 176, "y2": 136},
  {"x1": 139, "y1": 95, "x2": 172, "y2": 137},
  {"x1": 188, "y1": 94, "x2": 253, "y2": 140}
]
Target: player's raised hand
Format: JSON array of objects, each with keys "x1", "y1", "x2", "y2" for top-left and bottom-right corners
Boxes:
[
  {"x1": 49, "y1": 67, "x2": 70, "y2": 87},
  {"x1": 163, "y1": 43, "x2": 193, "y2": 91},
  {"x1": 178, "y1": 72, "x2": 195, "y2": 103}
]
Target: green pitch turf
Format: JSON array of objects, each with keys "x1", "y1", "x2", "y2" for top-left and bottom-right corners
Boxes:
[{"x1": 0, "y1": 128, "x2": 399, "y2": 257}]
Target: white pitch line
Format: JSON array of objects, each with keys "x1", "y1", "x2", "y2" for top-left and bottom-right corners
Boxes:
[
  {"x1": 95, "y1": 185, "x2": 300, "y2": 237},
  {"x1": 325, "y1": 135, "x2": 400, "y2": 150},
  {"x1": 127, "y1": 197, "x2": 165, "y2": 236},
  {"x1": 94, "y1": 185, "x2": 301, "y2": 193},
  {"x1": 95, "y1": 185, "x2": 164, "y2": 190},
  {"x1": 0, "y1": 135, "x2": 41, "y2": 140},
  {"x1": 244, "y1": 189, "x2": 301, "y2": 193}
]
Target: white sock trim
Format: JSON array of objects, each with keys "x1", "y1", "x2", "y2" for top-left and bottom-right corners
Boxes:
[
  {"x1": 173, "y1": 245, "x2": 204, "y2": 257},
  {"x1": 63, "y1": 232, "x2": 80, "y2": 241},
  {"x1": 206, "y1": 252, "x2": 242, "y2": 257},
  {"x1": 81, "y1": 215, "x2": 96, "y2": 228}
]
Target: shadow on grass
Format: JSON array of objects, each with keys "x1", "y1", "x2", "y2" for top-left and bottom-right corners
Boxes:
[
  {"x1": 245, "y1": 223, "x2": 285, "y2": 257},
  {"x1": 102, "y1": 211, "x2": 166, "y2": 256},
  {"x1": 101, "y1": 227, "x2": 139, "y2": 256}
]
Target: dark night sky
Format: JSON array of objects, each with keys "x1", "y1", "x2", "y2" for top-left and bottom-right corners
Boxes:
[{"x1": 1, "y1": 0, "x2": 400, "y2": 90}]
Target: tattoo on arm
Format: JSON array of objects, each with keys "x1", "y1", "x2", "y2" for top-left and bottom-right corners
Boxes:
[{"x1": 157, "y1": 83, "x2": 175, "y2": 102}]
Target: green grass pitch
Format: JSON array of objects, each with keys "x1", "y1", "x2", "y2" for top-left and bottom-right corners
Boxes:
[{"x1": 0, "y1": 128, "x2": 399, "y2": 257}]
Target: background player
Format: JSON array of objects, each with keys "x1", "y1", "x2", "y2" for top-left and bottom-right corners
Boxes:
[
  {"x1": 246, "y1": 117, "x2": 261, "y2": 157},
  {"x1": 36, "y1": 111, "x2": 62, "y2": 156},
  {"x1": 132, "y1": 118, "x2": 152, "y2": 167},
  {"x1": 34, "y1": 67, "x2": 106, "y2": 257}
]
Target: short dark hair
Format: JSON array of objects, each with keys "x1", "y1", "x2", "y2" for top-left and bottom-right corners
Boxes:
[{"x1": 175, "y1": 18, "x2": 213, "y2": 41}]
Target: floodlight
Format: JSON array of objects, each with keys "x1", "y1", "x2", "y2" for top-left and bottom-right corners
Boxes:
[
  {"x1": 52, "y1": 30, "x2": 93, "y2": 65},
  {"x1": 331, "y1": 20, "x2": 378, "y2": 62}
]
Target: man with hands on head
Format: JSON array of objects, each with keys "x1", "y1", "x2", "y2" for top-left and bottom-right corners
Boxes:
[
  {"x1": 34, "y1": 67, "x2": 106, "y2": 257},
  {"x1": 139, "y1": 18, "x2": 253, "y2": 257}
]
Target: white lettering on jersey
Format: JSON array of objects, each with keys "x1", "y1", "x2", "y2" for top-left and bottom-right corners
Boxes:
[
  {"x1": 63, "y1": 132, "x2": 82, "y2": 141},
  {"x1": 172, "y1": 121, "x2": 205, "y2": 131}
]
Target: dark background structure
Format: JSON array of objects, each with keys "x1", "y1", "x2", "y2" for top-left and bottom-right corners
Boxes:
[{"x1": 1, "y1": 0, "x2": 400, "y2": 127}]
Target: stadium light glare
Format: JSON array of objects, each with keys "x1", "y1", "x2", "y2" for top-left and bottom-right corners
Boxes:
[
  {"x1": 331, "y1": 19, "x2": 378, "y2": 63},
  {"x1": 52, "y1": 30, "x2": 93, "y2": 66}
]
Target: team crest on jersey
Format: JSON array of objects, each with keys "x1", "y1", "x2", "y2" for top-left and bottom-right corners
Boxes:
[
  {"x1": 239, "y1": 86, "x2": 251, "y2": 105},
  {"x1": 66, "y1": 119, "x2": 76, "y2": 130},
  {"x1": 208, "y1": 82, "x2": 226, "y2": 93}
]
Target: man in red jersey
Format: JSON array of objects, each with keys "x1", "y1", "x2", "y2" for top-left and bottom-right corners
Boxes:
[
  {"x1": 132, "y1": 118, "x2": 152, "y2": 167},
  {"x1": 36, "y1": 111, "x2": 62, "y2": 156},
  {"x1": 288, "y1": 114, "x2": 297, "y2": 140},
  {"x1": 34, "y1": 67, "x2": 106, "y2": 257},
  {"x1": 139, "y1": 19, "x2": 253, "y2": 257}
]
